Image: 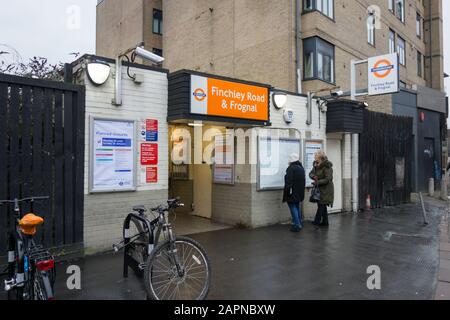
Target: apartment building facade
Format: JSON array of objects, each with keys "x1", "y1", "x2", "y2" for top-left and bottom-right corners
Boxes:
[
  {"x1": 96, "y1": 0, "x2": 163, "y2": 59},
  {"x1": 96, "y1": 0, "x2": 447, "y2": 202}
]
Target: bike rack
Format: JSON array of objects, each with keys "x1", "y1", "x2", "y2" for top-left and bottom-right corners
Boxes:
[{"x1": 122, "y1": 213, "x2": 155, "y2": 278}]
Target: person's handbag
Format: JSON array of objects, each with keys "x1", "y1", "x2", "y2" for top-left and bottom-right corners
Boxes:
[{"x1": 309, "y1": 185, "x2": 321, "y2": 203}]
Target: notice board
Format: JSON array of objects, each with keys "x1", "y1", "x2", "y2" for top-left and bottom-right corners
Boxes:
[
  {"x1": 304, "y1": 140, "x2": 324, "y2": 187},
  {"x1": 257, "y1": 137, "x2": 301, "y2": 190},
  {"x1": 90, "y1": 118, "x2": 136, "y2": 193},
  {"x1": 213, "y1": 133, "x2": 235, "y2": 184}
]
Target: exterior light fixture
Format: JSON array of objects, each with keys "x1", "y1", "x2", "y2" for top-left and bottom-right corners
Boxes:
[
  {"x1": 273, "y1": 92, "x2": 288, "y2": 109},
  {"x1": 86, "y1": 61, "x2": 111, "y2": 86},
  {"x1": 187, "y1": 123, "x2": 204, "y2": 127}
]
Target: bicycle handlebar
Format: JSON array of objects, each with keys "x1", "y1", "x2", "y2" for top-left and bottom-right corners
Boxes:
[
  {"x1": 151, "y1": 200, "x2": 184, "y2": 213},
  {"x1": 0, "y1": 196, "x2": 50, "y2": 205}
]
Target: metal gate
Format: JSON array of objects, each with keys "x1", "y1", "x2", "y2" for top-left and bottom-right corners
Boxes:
[
  {"x1": 359, "y1": 110, "x2": 413, "y2": 209},
  {"x1": 0, "y1": 73, "x2": 85, "y2": 253}
]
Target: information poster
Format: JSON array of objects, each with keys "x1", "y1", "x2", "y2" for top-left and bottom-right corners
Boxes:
[
  {"x1": 304, "y1": 140, "x2": 323, "y2": 187},
  {"x1": 91, "y1": 119, "x2": 135, "y2": 192},
  {"x1": 140, "y1": 119, "x2": 158, "y2": 142},
  {"x1": 213, "y1": 133, "x2": 234, "y2": 184},
  {"x1": 141, "y1": 143, "x2": 158, "y2": 165},
  {"x1": 258, "y1": 138, "x2": 301, "y2": 190},
  {"x1": 213, "y1": 165, "x2": 234, "y2": 184},
  {"x1": 146, "y1": 167, "x2": 158, "y2": 183}
]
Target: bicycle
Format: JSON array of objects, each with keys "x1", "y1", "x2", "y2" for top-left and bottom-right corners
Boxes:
[
  {"x1": 0, "y1": 196, "x2": 55, "y2": 300},
  {"x1": 113, "y1": 198, "x2": 211, "y2": 300}
]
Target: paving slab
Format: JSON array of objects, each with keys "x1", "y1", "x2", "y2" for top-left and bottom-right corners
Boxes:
[{"x1": 2, "y1": 198, "x2": 445, "y2": 300}]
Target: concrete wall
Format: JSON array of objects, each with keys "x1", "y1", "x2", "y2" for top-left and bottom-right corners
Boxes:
[
  {"x1": 416, "y1": 85, "x2": 447, "y2": 113},
  {"x1": 76, "y1": 59, "x2": 169, "y2": 253}
]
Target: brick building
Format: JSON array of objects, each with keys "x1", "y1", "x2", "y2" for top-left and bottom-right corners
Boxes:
[{"x1": 96, "y1": 0, "x2": 447, "y2": 209}]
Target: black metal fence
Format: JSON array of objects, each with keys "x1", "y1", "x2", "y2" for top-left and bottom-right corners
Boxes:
[
  {"x1": 359, "y1": 110, "x2": 413, "y2": 209},
  {"x1": 0, "y1": 73, "x2": 85, "y2": 253}
]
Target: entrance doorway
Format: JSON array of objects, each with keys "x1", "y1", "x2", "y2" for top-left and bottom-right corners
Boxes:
[
  {"x1": 327, "y1": 139, "x2": 343, "y2": 213},
  {"x1": 193, "y1": 164, "x2": 212, "y2": 218},
  {"x1": 168, "y1": 124, "x2": 231, "y2": 235}
]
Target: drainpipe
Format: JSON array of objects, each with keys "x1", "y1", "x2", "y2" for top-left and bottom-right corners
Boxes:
[
  {"x1": 351, "y1": 133, "x2": 359, "y2": 212},
  {"x1": 295, "y1": 0, "x2": 302, "y2": 94},
  {"x1": 428, "y1": 0, "x2": 433, "y2": 88},
  {"x1": 350, "y1": 62, "x2": 359, "y2": 212}
]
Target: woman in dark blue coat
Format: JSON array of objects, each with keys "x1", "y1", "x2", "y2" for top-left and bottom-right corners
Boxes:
[{"x1": 283, "y1": 153, "x2": 306, "y2": 232}]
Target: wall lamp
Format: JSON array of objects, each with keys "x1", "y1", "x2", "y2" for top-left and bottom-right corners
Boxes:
[
  {"x1": 86, "y1": 60, "x2": 111, "y2": 86},
  {"x1": 272, "y1": 92, "x2": 288, "y2": 109},
  {"x1": 113, "y1": 43, "x2": 165, "y2": 106}
]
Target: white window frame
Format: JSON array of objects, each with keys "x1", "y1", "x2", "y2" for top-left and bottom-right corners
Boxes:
[
  {"x1": 395, "y1": 0, "x2": 405, "y2": 23},
  {"x1": 367, "y1": 13, "x2": 375, "y2": 46},
  {"x1": 397, "y1": 36, "x2": 406, "y2": 66},
  {"x1": 416, "y1": 13, "x2": 422, "y2": 38},
  {"x1": 389, "y1": 29, "x2": 396, "y2": 53}
]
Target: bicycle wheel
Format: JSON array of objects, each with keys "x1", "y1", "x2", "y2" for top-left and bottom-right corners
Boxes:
[{"x1": 144, "y1": 236, "x2": 211, "y2": 300}]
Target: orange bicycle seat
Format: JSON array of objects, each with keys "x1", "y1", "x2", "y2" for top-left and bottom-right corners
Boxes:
[{"x1": 19, "y1": 214, "x2": 44, "y2": 235}]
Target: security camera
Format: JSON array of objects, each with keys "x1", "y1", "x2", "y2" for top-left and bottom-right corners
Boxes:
[
  {"x1": 330, "y1": 90, "x2": 344, "y2": 98},
  {"x1": 134, "y1": 46, "x2": 164, "y2": 64}
]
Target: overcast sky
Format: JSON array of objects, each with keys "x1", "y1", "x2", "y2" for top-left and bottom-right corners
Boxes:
[{"x1": 0, "y1": 0, "x2": 449, "y2": 92}]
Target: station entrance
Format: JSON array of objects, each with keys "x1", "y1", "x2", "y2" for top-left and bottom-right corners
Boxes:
[{"x1": 168, "y1": 123, "x2": 234, "y2": 234}]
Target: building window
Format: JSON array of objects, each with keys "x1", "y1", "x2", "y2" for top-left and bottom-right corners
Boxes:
[
  {"x1": 303, "y1": 0, "x2": 334, "y2": 19},
  {"x1": 303, "y1": 37, "x2": 335, "y2": 83},
  {"x1": 152, "y1": 48, "x2": 163, "y2": 57},
  {"x1": 388, "y1": 0, "x2": 394, "y2": 12},
  {"x1": 397, "y1": 36, "x2": 406, "y2": 66},
  {"x1": 367, "y1": 12, "x2": 375, "y2": 46},
  {"x1": 395, "y1": 0, "x2": 405, "y2": 23},
  {"x1": 417, "y1": 51, "x2": 423, "y2": 78},
  {"x1": 153, "y1": 9, "x2": 163, "y2": 35},
  {"x1": 304, "y1": 0, "x2": 314, "y2": 10},
  {"x1": 416, "y1": 12, "x2": 422, "y2": 38},
  {"x1": 389, "y1": 29, "x2": 396, "y2": 53}
]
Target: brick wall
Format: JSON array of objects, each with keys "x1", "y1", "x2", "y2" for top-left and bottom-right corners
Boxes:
[
  {"x1": 163, "y1": 0, "x2": 297, "y2": 91},
  {"x1": 96, "y1": 0, "x2": 145, "y2": 59}
]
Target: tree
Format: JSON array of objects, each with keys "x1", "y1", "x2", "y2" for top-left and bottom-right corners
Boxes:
[{"x1": 0, "y1": 51, "x2": 80, "y2": 81}]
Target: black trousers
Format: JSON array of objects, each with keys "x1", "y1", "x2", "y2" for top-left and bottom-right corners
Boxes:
[{"x1": 314, "y1": 203, "x2": 329, "y2": 225}]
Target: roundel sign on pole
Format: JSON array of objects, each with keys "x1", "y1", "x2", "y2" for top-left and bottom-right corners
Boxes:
[{"x1": 368, "y1": 53, "x2": 399, "y2": 96}]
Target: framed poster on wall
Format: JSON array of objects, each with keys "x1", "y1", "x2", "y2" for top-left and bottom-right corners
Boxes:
[
  {"x1": 213, "y1": 165, "x2": 235, "y2": 185},
  {"x1": 213, "y1": 133, "x2": 235, "y2": 185},
  {"x1": 304, "y1": 140, "x2": 324, "y2": 187},
  {"x1": 257, "y1": 137, "x2": 301, "y2": 191},
  {"x1": 89, "y1": 117, "x2": 137, "y2": 193}
]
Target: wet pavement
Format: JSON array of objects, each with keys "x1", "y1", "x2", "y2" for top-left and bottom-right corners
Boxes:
[{"x1": 50, "y1": 197, "x2": 445, "y2": 300}]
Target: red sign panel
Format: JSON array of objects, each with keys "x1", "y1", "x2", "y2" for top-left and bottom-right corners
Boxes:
[
  {"x1": 146, "y1": 119, "x2": 158, "y2": 131},
  {"x1": 141, "y1": 143, "x2": 158, "y2": 165},
  {"x1": 146, "y1": 167, "x2": 158, "y2": 183}
]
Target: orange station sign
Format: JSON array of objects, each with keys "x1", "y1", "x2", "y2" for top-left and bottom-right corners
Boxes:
[{"x1": 190, "y1": 75, "x2": 269, "y2": 122}]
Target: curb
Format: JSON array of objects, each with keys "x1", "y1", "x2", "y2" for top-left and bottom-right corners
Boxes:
[{"x1": 435, "y1": 200, "x2": 450, "y2": 300}]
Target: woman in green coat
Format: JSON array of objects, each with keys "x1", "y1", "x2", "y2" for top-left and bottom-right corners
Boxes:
[{"x1": 309, "y1": 150, "x2": 334, "y2": 227}]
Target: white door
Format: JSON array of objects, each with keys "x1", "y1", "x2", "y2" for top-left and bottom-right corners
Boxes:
[
  {"x1": 327, "y1": 139, "x2": 343, "y2": 213},
  {"x1": 193, "y1": 164, "x2": 212, "y2": 218}
]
